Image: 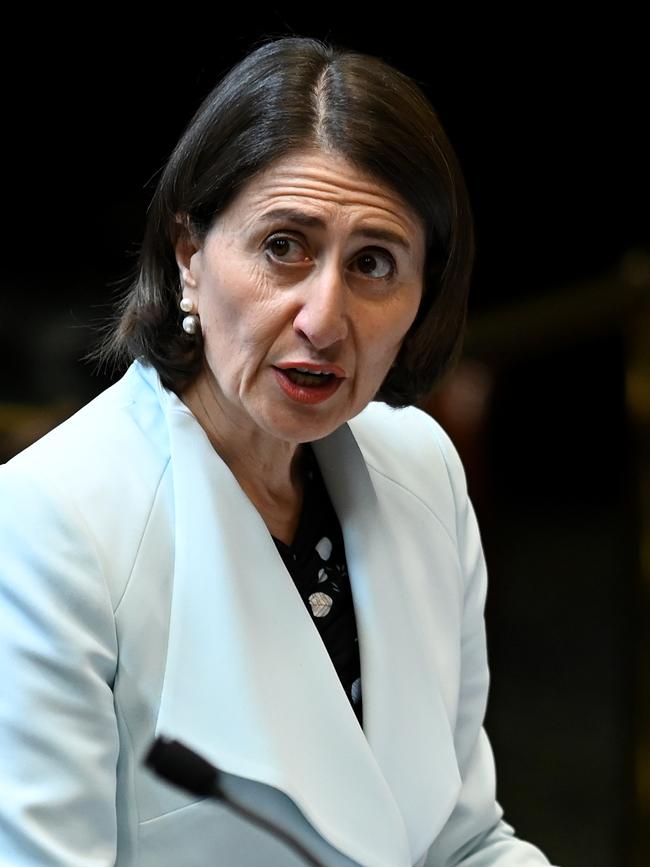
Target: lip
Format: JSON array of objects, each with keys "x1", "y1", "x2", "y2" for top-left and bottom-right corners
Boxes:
[
  {"x1": 272, "y1": 366, "x2": 344, "y2": 405},
  {"x1": 274, "y1": 361, "x2": 347, "y2": 378}
]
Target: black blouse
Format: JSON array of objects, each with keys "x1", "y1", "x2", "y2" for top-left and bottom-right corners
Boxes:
[{"x1": 271, "y1": 443, "x2": 364, "y2": 730}]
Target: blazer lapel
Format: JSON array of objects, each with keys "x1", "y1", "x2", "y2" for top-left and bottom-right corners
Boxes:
[
  {"x1": 146, "y1": 364, "x2": 461, "y2": 867},
  {"x1": 313, "y1": 424, "x2": 463, "y2": 864}
]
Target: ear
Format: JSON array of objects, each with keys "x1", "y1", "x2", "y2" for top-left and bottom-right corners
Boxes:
[{"x1": 173, "y1": 213, "x2": 202, "y2": 296}]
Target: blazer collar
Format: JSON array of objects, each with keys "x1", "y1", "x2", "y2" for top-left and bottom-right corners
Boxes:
[{"x1": 139, "y1": 362, "x2": 462, "y2": 867}]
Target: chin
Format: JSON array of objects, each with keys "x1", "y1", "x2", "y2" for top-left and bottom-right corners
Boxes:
[{"x1": 263, "y1": 412, "x2": 346, "y2": 445}]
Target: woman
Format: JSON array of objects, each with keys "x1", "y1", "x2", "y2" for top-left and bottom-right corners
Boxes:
[{"x1": 0, "y1": 36, "x2": 556, "y2": 867}]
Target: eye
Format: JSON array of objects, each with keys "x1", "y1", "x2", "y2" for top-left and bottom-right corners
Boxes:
[
  {"x1": 352, "y1": 249, "x2": 396, "y2": 280},
  {"x1": 264, "y1": 235, "x2": 307, "y2": 263},
  {"x1": 264, "y1": 234, "x2": 397, "y2": 281}
]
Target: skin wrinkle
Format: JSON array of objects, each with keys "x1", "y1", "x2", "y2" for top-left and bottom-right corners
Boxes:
[
  {"x1": 248, "y1": 176, "x2": 418, "y2": 243},
  {"x1": 174, "y1": 149, "x2": 426, "y2": 541}
]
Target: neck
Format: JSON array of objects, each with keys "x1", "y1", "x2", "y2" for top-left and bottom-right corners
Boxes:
[{"x1": 177, "y1": 367, "x2": 306, "y2": 507}]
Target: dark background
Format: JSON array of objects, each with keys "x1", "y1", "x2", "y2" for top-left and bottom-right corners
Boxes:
[{"x1": 1, "y1": 14, "x2": 648, "y2": 867}]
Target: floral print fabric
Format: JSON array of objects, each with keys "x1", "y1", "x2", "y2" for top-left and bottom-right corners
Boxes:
[{"x1": 272, "y1": 443, "x2": 364, "y2": 729}]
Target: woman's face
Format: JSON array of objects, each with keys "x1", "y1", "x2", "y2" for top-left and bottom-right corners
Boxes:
[{"x1": 176, "y1": 148, "x2": 426, "y2": 445}]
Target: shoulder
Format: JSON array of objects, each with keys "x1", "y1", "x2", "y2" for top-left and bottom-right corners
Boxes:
[
  {"x1": 347, "y1": 400, "x2": 470, "y2": 535},
  {"x1": 0, "y1": 361, "x2": 172, "y2": 606},
  {"x1": 5, "y1": 360, "x2": 169, "y2": 480}
]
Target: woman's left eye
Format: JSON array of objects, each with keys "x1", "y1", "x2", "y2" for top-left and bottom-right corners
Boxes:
[
  {"x1": 265, "y1": 235, "x2": 396, "y2": 279},
  {"x1": 353, "y1": 249, "x2": 396, "y2": 280}
]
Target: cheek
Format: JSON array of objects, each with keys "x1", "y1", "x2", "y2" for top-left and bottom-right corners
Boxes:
[
  {"x1": 366, "y1": 304, "x2": 416, "y2": 359},
  {"x1": 389, "y1": 293, "x2": 421, "y2": 349},
  {"x1": 203, "y1": 286, "x2": 286, "y2": 361},
  {"x1": 200, "y1": 263, "x2": 270, "y2": 330}
]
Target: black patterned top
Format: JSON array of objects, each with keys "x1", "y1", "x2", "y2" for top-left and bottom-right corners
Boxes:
[{"x1": 271, "y1": 443, "x2": 364, "y2": 730}]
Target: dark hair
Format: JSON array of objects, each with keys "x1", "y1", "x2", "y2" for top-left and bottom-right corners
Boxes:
[{"x1": 92, "y1": 35, "x2": 475, "y2": 408}]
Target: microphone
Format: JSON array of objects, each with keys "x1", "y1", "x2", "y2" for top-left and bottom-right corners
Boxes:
[{"x1": 145, "y1": 735, "x2": 327, "y2": 867}]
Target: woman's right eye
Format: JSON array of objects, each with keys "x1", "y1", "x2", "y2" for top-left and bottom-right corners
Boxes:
[{"x1": 264, "y1": 235, "x2": 307, "y2": 263}]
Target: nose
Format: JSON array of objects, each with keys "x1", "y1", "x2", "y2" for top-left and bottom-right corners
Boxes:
[{"x1": 292, "y1": 261, "x2": 350, "y2": 350}]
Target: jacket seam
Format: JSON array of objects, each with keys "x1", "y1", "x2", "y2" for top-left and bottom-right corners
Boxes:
[
  {"x1": 429, "y1": 425, "x2": 461, "y2": 546},
  {"x1": 365, "y1": 460, "x2": 456, "y2": 549},
  {"x1": 113, "y1": 691, "x2": 141, "y2": 859},
  {"x1": 138, "y1": 796, "x2": 211, "y2": 827},
  {"x1": 113, "y1": 457, "x2": 172, "y2": 616}
]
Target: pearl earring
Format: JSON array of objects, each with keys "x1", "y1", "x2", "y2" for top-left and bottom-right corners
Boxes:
[{"x1": 180, "y1": 297, "x2": 200, "y2": 335}]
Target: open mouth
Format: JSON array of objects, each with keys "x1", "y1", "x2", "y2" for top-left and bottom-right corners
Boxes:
[
  {"x1": 272, "y1": 366, "x2": 344, "y2": 404},
  {"x1": 282, "y1": 368, "x2": 336, "y2": 387}
]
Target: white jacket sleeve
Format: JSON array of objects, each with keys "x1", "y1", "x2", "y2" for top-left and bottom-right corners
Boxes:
[
  {"x1": 423, "y1": 424, "x2": 558, "y2": 867},
  {"x1": 0, "y1": 464, "x2": 120, "y2": 866}
]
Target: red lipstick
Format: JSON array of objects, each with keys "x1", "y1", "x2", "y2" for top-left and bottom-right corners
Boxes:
[{"x1": 272, "y1": 362, "x2": 345, "y2": 405}]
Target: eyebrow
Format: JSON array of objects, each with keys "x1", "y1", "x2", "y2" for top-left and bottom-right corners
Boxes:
[{"x1": 257, "y1": 207, "x2": 413, "y2": 254}]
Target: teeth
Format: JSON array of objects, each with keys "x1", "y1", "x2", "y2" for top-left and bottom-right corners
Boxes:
[{"x1": 293, "y1": 367, "x2": 327, "y2": 375}]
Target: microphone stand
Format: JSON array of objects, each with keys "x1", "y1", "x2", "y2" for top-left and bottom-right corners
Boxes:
[{"x1": 145, "y1": 735, "x2": 327, "y2": 867}]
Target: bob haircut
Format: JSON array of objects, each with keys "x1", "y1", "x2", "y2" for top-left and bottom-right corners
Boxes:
[{"x1": 93, "y1": 35, "x2": 475, "y2": 408}]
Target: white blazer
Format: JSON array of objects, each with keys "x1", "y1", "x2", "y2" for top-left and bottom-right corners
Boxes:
[{"x1": 0, "y1": 359, "x2": 554, "y2": 867}]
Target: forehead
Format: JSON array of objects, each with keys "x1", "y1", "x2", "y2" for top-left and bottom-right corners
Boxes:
[{"x1": 220, "y1": 148, "x2": 425, "y2": 257}]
